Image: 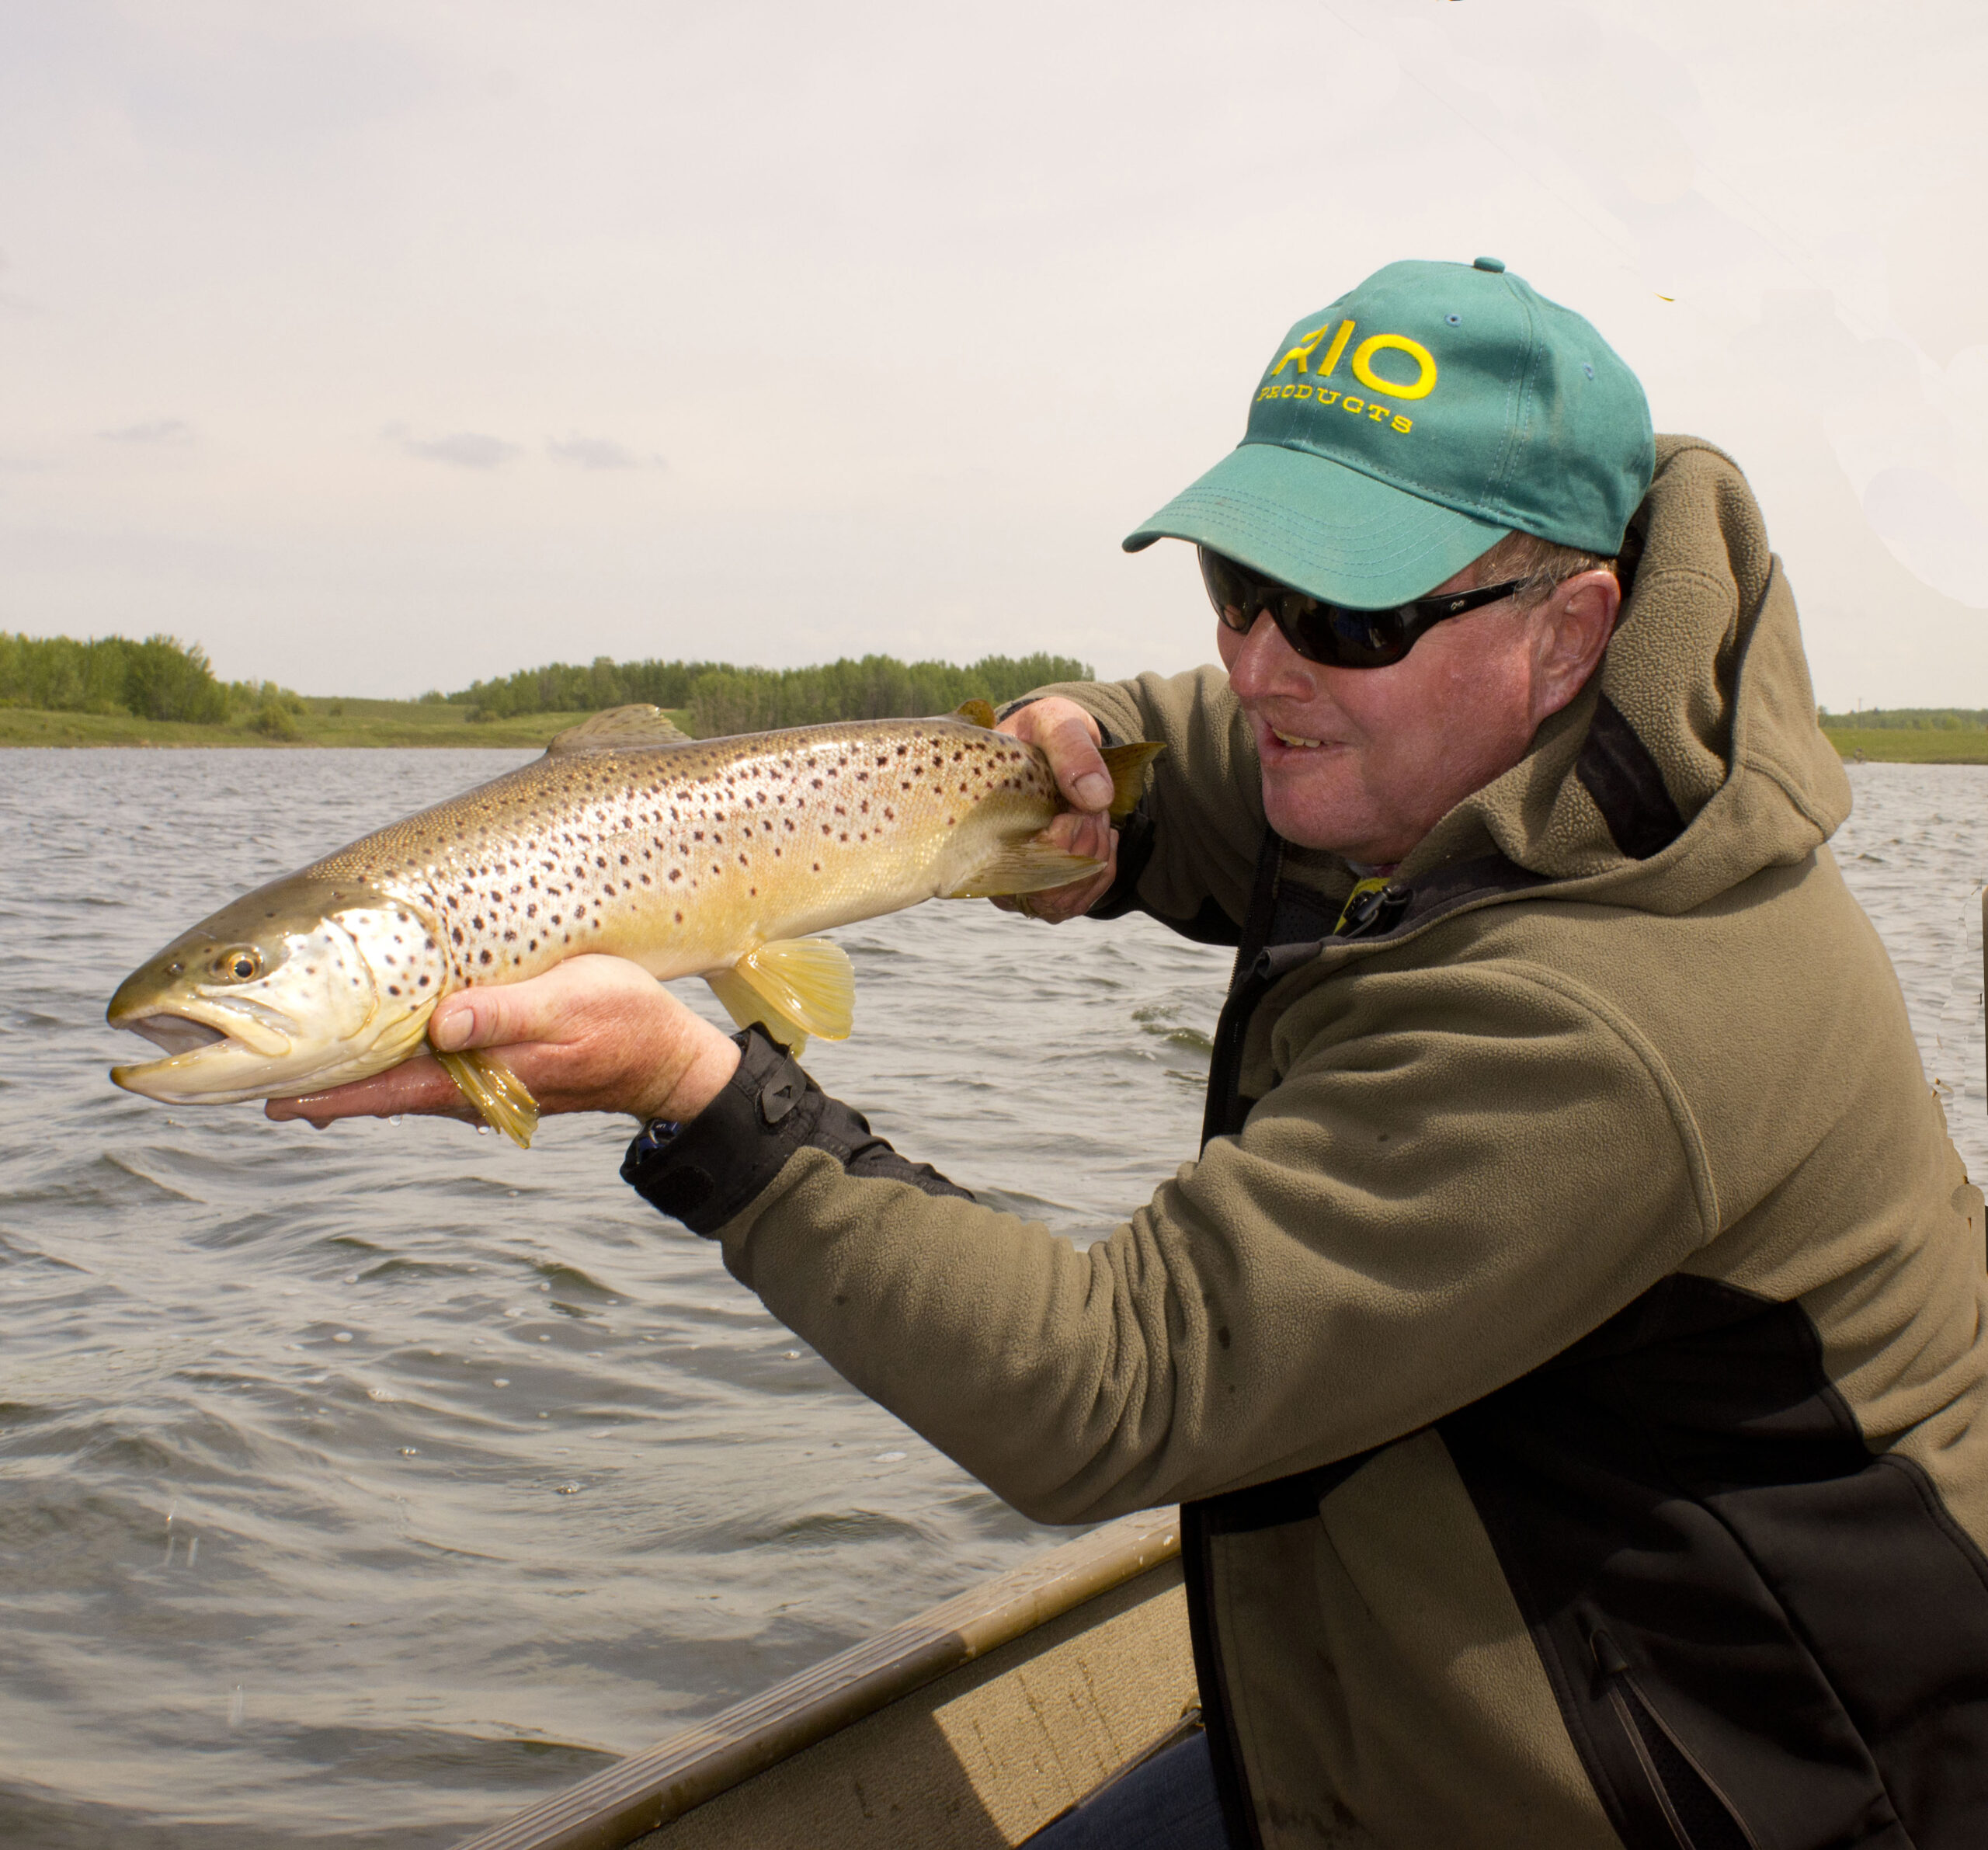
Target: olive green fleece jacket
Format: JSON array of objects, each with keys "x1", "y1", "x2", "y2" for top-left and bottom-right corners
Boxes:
[{"x1": 641, "y1": 437, "x2": 1988, "y2": 1848}]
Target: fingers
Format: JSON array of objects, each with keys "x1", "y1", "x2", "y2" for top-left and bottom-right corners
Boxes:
[
  {"x1": 999, "y1": 697, "x2": 1110, "y2": 814},
  {"x1": 429, "y1": 960, "x2": 589, "y2": 1052},
  {"x1": 267, "y1": 1052, "x2": 474, "y2": 1128},
  {"x1": 1043, "y1": 807, "x2": 1112, "y2": 864},
  {"x1": 266, "y1": 955, "x2": 738, "y2": 1132}
]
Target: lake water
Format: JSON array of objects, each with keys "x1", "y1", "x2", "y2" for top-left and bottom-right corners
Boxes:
[{"x1": 1, "y1": 752, "x2": 1982, "y2": 1848}]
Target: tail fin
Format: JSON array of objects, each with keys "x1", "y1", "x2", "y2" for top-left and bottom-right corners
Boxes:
[{"x1": 1100, "y1": 740, "x2": 1165, "y2": 819}]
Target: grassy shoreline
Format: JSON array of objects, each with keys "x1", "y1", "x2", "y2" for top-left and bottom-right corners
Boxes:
[
  {"x1": 0, "y1": 699, "x2": 684, "y2": 749},
  {"x1": 6, "y1": 704, "x2": 1987, "y2": 764},
  {"x1": 1822, "y1": 729, "x2": 1988, "y2": 765}
]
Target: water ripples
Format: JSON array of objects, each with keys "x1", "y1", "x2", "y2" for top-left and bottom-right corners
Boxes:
[{"x1": 0, "y1": 749, "x2": 1979, "y2": 1846}]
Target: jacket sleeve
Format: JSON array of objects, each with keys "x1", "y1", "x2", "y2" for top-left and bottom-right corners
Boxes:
[
  {"x1": 1022, "y1": 665, "x2": 1267, "y2": 943},
  {"x1": 633, "y1": 951, "x2": 1714, "y2": 1526}
]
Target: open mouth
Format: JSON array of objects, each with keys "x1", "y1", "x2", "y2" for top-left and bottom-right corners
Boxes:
[{"x1": 119, "y1": 1013, "x2": 232, "y2": 1056}]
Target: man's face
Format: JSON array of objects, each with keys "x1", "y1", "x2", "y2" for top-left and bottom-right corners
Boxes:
[{"x1": 1216, "y1": 567, "x2": 1610, "y2": 865}]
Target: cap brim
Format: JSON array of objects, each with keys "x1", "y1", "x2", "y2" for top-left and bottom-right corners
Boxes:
[{"x1": 1123, "y1": 441, "x2": 1510, "y2": 607}]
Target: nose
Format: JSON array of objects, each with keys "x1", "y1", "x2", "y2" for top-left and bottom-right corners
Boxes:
[{"x1": 1225, "y1": 610, "x2": 1318, "y2": 702}]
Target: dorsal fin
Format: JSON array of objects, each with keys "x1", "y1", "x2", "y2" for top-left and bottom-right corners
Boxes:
[
  {"x1": 951, "y1": 698, "x2": 999, "y2": 730},
  {"x1": 544, "y1": 704, "x2": 692, "y2": 756}
]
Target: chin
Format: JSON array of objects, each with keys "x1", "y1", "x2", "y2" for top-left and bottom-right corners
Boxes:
[{"x1": 1261, "y1": 764, "x2": 1365, "y2": 856}]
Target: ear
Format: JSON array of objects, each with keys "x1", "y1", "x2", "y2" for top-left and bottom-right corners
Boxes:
[{"x1": 1532, "y1": 570, "x2": 1621, "y2": 721}]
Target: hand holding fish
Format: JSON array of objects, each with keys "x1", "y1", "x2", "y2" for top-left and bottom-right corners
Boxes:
[
  {"x1": 990, "y1": 698, "x2": 1121, "y2": 925},
  {"x1": 265, "y1": 954, "x2": 741, "y2": 1132}
]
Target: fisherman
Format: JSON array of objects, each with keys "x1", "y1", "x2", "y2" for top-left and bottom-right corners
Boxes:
[{"x1": 282, "y1": 259, "x2": 1988, "y2": 1848}]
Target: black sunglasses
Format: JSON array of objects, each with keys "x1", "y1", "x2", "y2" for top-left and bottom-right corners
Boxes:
[{"x1": 1198, "y1": 547, "x2": 1523, "y2": 669}]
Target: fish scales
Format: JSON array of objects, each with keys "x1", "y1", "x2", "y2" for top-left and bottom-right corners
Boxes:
[
  {"x1": 308, "y1": 719, "x2": 1063, "y2": 993},
  {"x1": 106, "y1": 706, "x2": 1161, "y2": 1137}
]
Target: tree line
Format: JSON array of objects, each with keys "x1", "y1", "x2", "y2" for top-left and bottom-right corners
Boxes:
[
  {"x1": 3, "y1": 634, "x2": 1094, "y2": 738},
  {"x1": 1818, "y1": 708, "x2": 1988, "y2": 731},
  {"x1": 433, "y1": 651, "x2": 1094, "y2": 735},
  {"x1": 0, "y1": 632, "x2": 299, "y2": 725}
]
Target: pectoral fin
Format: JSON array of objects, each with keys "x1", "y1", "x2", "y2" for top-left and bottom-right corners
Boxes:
[
  {"x1": 946, "y1": 838, "x2": 1105, "y2": 899},
  {"x1": 704, "y1": 937, "x2": 855, "y2": 1054},
  {"x1": 433, "y1": 1047, "x2": 540, "y2": 1149}
]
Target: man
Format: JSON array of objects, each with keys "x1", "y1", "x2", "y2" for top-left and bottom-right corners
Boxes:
[{"x1": 279, "y1": 259, "x2": 1988, "y2": 1848}]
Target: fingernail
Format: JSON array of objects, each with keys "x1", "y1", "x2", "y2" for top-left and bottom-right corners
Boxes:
[
  {"x1": 432, "y1": 1009, "x2": 471, "y2": 1052},
  {"x1": 1074, "y1": 772, "x2": 1111, "y2": 810}
]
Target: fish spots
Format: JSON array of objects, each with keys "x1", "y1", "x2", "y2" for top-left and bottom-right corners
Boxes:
[{"x1": 479, "y1": 949, "x2": 493, "y2": 965}]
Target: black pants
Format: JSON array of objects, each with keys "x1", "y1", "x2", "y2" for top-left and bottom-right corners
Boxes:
[{"x1": 1024, "y1": 1730, "x2": 1236, "y2": 1850}]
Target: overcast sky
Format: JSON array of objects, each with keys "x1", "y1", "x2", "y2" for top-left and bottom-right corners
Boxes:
[{"x1": 3, "y1": 0, "x2": 1983, "y2": 708}]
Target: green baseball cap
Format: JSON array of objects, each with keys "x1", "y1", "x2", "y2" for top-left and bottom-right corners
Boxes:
[{"x1": 1124, "y1": 257, "x2": 1655, "y2": 607}]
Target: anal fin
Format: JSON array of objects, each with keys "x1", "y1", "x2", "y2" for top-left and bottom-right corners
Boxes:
[
  {"x1": 433, "y1": 1046, "x2": 540, "y2": 1149},
  {"x1": 947, "y1": 838, "x2": 1105, "y2": 900}
]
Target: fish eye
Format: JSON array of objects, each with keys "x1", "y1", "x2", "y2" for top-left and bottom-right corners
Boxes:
[{"x1": 217, "y1": 948, "x2": 262, "y2": 982}]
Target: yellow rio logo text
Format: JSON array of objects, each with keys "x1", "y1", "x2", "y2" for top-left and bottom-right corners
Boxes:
[
  {"x1": 1350, "y1": 333, "x2": 1436, "y2": 401},
  {"x1": 1261, "y1": 319, "x2": 1436, "y2": 436}
]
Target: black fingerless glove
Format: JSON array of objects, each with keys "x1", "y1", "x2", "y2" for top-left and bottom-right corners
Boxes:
[{"x1": 621, "y1": 1025, "x2": 974, "y2": 1236}]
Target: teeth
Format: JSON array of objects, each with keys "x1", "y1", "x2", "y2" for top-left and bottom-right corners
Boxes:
[{"x1": 1273, "y1": 730, "x2": 1322, "y2": 748}]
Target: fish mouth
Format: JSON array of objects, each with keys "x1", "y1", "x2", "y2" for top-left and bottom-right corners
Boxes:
[
  {"x1": 119, "y1": 1011, "x2": 231, "y2": 1057},
  {"x1": 108, "y1": 1000, "x2": 300, "y2": 1102}
]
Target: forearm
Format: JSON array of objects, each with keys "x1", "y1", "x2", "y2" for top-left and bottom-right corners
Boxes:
[{"x1": 625, "y1": 967, "x2": 1710, "y2": 1526}]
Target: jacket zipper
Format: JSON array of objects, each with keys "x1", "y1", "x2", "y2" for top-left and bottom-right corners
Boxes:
[{"x1": 1591, "y1": 1630, "x2": 1761, "y2": 1850}]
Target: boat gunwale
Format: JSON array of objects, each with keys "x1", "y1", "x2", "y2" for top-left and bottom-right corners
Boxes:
[{"x1": 452, "y1": 1507, "x2": 1182, "y2": 1850}]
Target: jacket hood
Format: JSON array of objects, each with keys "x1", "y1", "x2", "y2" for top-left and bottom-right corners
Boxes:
[{"x1": 1402, "y1": 435, "x2": 1851, "y2": 916}]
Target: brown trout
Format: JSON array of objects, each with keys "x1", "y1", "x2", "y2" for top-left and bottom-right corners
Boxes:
[{"x1": 106, "y1": 702, "x2": 1160, "y2": 1146}]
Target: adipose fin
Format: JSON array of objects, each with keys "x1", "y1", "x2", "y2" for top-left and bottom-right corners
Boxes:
[{"x1": 1098, "y1": 740, "x2": 1166, "y2": 819}]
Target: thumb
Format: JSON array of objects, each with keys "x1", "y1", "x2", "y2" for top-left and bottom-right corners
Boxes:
[{"x1": 431, "y1": 983, "x2": 544, "y2": 1052}]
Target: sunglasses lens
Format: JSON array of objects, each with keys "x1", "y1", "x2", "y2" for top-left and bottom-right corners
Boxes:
[
  {"x1": 1288, "y1": 601, "x2": 1408, "y2": 669},
  {"x1": 1197, "y1": 548, "x2": 1410, "y2": 666},
  {"x1": 1198, "y1": 549, "x2": 1260, "y2": 632}
]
